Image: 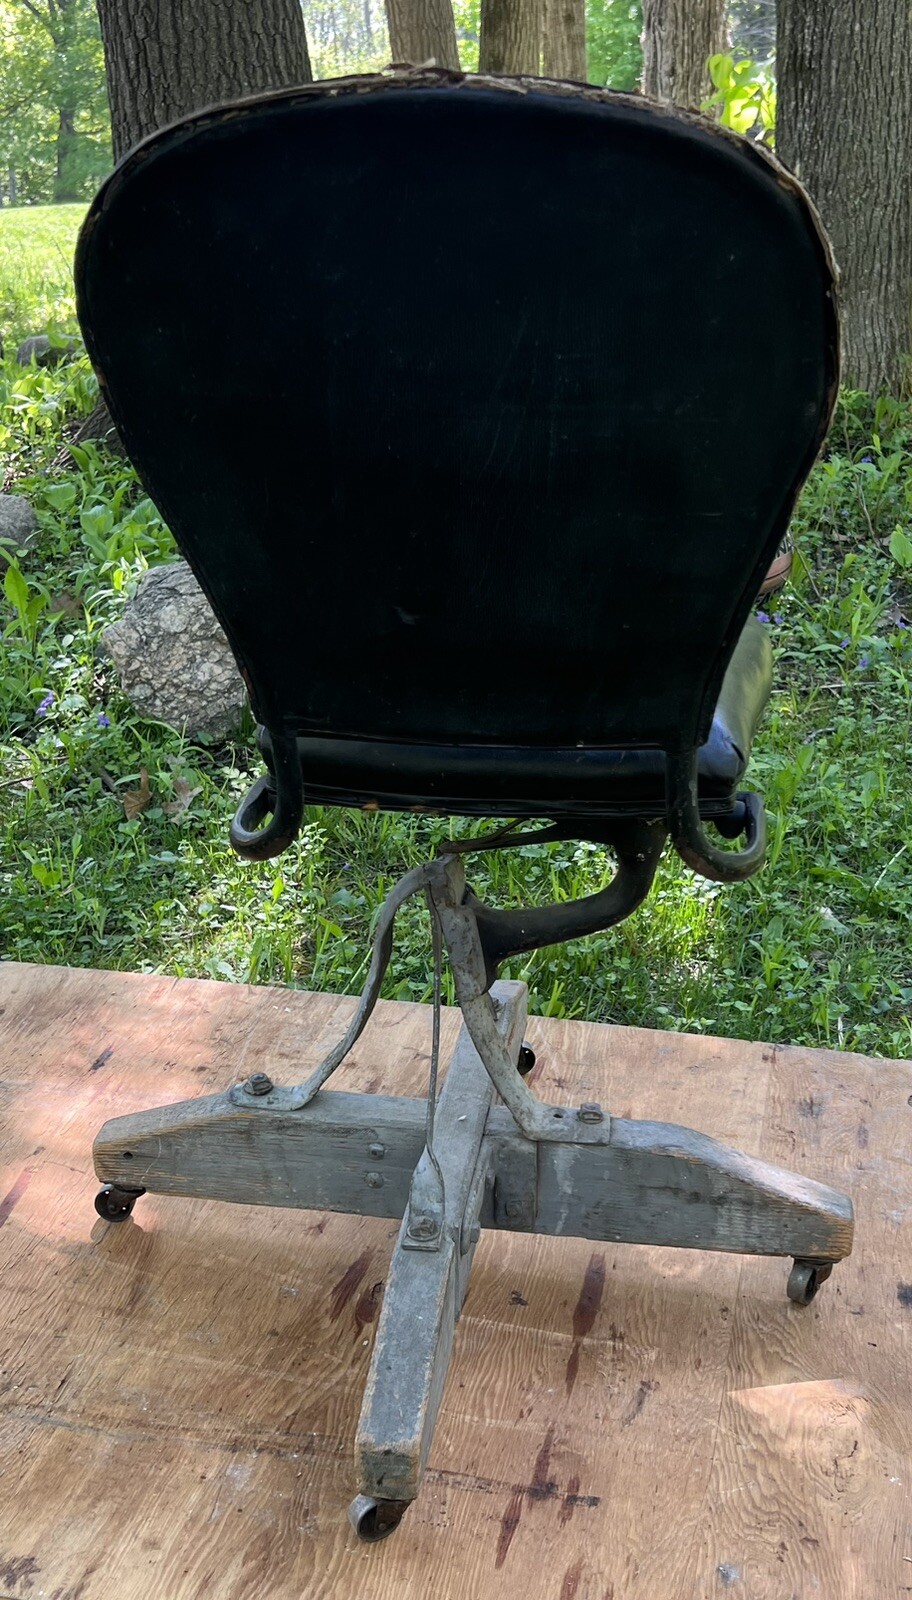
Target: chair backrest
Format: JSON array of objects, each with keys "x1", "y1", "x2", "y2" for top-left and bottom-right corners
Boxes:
[{"x1": 76, "y1": 72, "x2": 837, "y2": 755}]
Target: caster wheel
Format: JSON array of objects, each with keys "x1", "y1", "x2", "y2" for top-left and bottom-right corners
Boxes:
[
  {"x1": 348, "y1": 1494, "x2": 409, "y2": 1542},
  {"x1": 787, "y1": 1259, "x2": 833, "y2": 1306},
  {"x1": 94, "y1": 1184, "x2": 145, "y2": 1222},
  {"x1": 517, "y1": 1042, "x2": 536, "y2": 1077}
]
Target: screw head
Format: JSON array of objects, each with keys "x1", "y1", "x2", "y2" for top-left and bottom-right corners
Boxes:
[
  {"x1": 369, "y1": 1143, "x2": 386, "y2": 1160},
  {"x1": 578, "y1": 1101, "x2": 604, "y2": 1123},
  {"x1": 407, "y1": 1216, "x2": 438, "y2": 1241},
  {"x1": 365, "y1": 1171, "x2": 384, "y2": 1189},
  {"x1": 244, "y1": 1071, "x2": 274, "y2": 1097}
]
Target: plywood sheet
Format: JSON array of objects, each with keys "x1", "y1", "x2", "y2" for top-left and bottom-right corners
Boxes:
[{"x1": 0, "y1": 962, "x2": 909, "y2": 1600}]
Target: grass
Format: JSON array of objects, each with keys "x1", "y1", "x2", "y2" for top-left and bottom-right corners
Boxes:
[
  {"x1": 0, "y1": 204, "x2": 88, "y2": 344},
  {"x1": 1, "y1": 205, "x2": 911, "y2": 1059}
]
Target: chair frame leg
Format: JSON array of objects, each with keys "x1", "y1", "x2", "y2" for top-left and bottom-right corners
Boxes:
[{"x1": 91, "y1": 864, "x2": 854, "y2": 1537}]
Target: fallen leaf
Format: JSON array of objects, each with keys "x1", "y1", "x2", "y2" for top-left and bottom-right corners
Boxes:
[
  {"x1": 163, "y1": 776, "x2": 202, "y2": 818},
  {"x1": 123, "y1": 767, "x2": 152, "y2": 819}
]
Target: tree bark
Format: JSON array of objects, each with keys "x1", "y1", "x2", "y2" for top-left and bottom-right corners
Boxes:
[
  {"x1": 479, "y1": 0, "x2": 541, "y2": 74},
  {"x1": 641, "y1": 0, "x2": 727, "y2": 108},
  {"x1": 94, "y1": 0, "x2": 313, "y2": 161},
  {"x1": 541, "y1": 0, "x2": 586, "y2": 82},
  {"x1": 53, "y1": 108, "x2": 79, "y2": 202},
  {"x1": 777, "y1": 0, "x2": 912, "y2": 396},
  {"x1": 384, "y1": 0, "x2": 460, "y2": 68}
]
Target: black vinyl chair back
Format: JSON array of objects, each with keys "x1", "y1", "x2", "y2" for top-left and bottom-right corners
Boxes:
[{"x1": 76, "y1": 73, "x2": 837, "y2": 762}]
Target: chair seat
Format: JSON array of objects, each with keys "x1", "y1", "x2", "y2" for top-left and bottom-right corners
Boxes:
[{"x1": 259, "y1": 617, "x2": 772, "y2": 822}]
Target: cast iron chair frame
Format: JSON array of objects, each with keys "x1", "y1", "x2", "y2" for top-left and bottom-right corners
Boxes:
[{"x1": 94, "y1": 810, "x2": 853, "y2": 1541}]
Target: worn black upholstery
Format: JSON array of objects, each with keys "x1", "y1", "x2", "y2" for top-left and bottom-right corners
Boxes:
[
  {"x1": 259, "y1": 614, "x2": 771, "y2": 819},
  {"x1": 76, "y1": 73, "x2": 836, "y2": 844}
]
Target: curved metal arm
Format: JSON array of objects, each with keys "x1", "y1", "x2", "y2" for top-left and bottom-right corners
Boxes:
[
  {"x1": 230, "y1": 733, "x2": 305, "y2": 861},
  {"x1": 470, "y1": 817, "x2": 666, "y2": 979},
  {"x1": 666, "y1": 751, "x2": 766, "y2": 883},
  {"x1": 229, "y1": 861, "x2": 432, "y2": 1109}
]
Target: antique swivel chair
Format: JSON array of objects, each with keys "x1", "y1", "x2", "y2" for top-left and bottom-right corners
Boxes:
[{"x1": 76, "y1": 70, "x2": 853, "y2": 1542}]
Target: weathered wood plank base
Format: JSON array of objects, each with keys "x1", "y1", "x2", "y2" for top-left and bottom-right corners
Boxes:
[
  {"x1": 95, "y1": 1093, "x2": 853, "y2": 1263},
  {"x1": 356, "y1": 982, "x2": 527, "y2": 1510},
  {"x1": 0, "y1": 962, "x2": 908, "y2": 1600}
]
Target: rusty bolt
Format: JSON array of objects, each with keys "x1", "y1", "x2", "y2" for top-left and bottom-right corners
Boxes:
[
  {"x1": 407, "y1": 1216, "x2": 438, "y2": 1241},
  {"x1": 244, "y1": 1071, "x2": 274, "y2": 1096},
  {"x1": 578, "y1": 1101, "x2": 604, "y2": 1123}
]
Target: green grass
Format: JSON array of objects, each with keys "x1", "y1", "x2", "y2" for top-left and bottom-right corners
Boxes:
[
  {"x1": 2, "y1": 205, "x2": 911, "y2": 1058},
  {"x1": 0, "y1": 203, "x2": 87, "y2": 344}
]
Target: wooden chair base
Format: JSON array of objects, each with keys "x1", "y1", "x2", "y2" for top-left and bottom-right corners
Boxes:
[{"x1": 93, "y1": 979, "x2": 854, "y2": 1540}]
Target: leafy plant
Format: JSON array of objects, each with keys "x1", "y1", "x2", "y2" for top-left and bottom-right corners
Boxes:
[{"x1": 703, "y1": 53, "x2": 776, "y2": 142}]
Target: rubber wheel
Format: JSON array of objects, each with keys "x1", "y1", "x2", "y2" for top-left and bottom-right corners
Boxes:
[
  {"x1": 517, "y1": 1043, "x2": 536, "y2": 1077},
  {"x1": 787, "y1": 1260, "x2": 833, "y2": 1306},
  {"x1": 94, "y1": 1184, "x2": 141, "y2": 1222},
  {"x1": 348, "y1": 1495, "x2": 409, "y2": 1542}
]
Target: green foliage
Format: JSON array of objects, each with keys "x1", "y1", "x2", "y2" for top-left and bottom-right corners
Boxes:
[
  {"x1": 0, "y1": 200, "x2": 85, "y2": 340},
  {"x1": 0, "y1": 0, "x2": 110, "y2": 205},
  {"x1": 301, "y1": 0, "x2": 389, "y2": 79},
  {"x1": 452, "y1": 0, "x2": 480, "y2": 71},
  {"x1": 703, "y1": 53, "x2": 776, "y2": 141},
  {"x1": 586, "y1": 0, "x2": 641, "y2": 91},
  {"x1": 2, "y1": 206, "x2": 912, "y2": 1061}
]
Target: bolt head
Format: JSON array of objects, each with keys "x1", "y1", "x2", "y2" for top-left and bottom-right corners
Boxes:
[
  {"x1": 244, "y1": 1071, "x2": 274, "y2": 1096},
  {"x1": 407, "y1": 1216, "x2": 438, "y2": 1241},
  {"x1": 365, "y1": 1171, "x2": 384, "y2": 1189},
  {"x1": 578, "y1": 1101, "x2": 604, "y2": 1123},
  {"x1": 369, "y1": 1143, "x2": 386, "y2": 1160}
]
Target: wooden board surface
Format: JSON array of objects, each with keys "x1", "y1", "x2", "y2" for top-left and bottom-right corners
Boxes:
[{"x1": 1, "y1": 960, "x2": 910, "y2": 1600}]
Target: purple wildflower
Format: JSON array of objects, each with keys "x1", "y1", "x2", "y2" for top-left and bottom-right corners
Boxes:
[
  {"x1": 756, "y1": 610, "x2": 770, "y2": 624},
  {"x1": 899, "y1": 619, "x2": 909, "y2": 631},
  {"x1": 97, "y1": 713, "x2": 111, "y2": 727},
  {"x1": 859, "y1": 654, "x2": 871, "y2": 669},
  {"x1": 861, "y1": 454, "x2": 873, "y2": 464},
  {"x1": 840, "y1": 637, "x2": 851, "y2": 648},
  {"x1": 773, "y1": 612, "x2": 783, "y2": 625},
  {"x1": 36, "y1": 692, "x2": 55, "y2": 718}
]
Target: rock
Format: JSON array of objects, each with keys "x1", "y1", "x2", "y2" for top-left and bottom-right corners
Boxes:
[
  {"x1": 102, "y1": 560, "x2": 248, "y2": 739},
  {"x1": 16, "y1": 333, "x2": 81, "y2": 368},
  {"x1": 0, "y1": 494, "x2": 39, "y2": 562}
]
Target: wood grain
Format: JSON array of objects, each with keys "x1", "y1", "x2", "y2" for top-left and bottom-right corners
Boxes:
[{"x1": 0, "y1": 962, "x2": 909, "y2": 1599}]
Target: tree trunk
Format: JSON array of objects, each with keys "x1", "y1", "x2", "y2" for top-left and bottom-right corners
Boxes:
[
  {"x1": 479, "y1": 0, "x2": 541, "y2": 73},
  {"x1": 8, "y1": 169, "x2": 16, "y2": 206},
  {"x1": 53, "y1": 108, "x2": 79, "y2": 202},
  {"x1": 641, "y1": 0, "x2": 727, "y2": 108},
  {"x1": 94, "y1": 0, "x2": 313, "y2": 161},
  {"x1": 541, "y1": 0, "x2": 586, "y2": 81},
  {"x1": 777, "y1": 0, "x2": 912, "y2": 396},
  {"x1": 384, "y1": 0, "x2": 460, "y2": 67}
]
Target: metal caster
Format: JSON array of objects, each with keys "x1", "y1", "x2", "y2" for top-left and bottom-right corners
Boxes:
[
  {"x1": 94, "y1": 1183, "x2": 145, "y2": 1222},
  {"x1": 787, "y1": 1258, "x2": 833, "y2": 1306},
  {"x1": 348, "y1": 1494, "x2": 409, "y2": 1542},
  {"x1": 517, "y1": 1042, "x2": 536, "y2": 1077}
]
